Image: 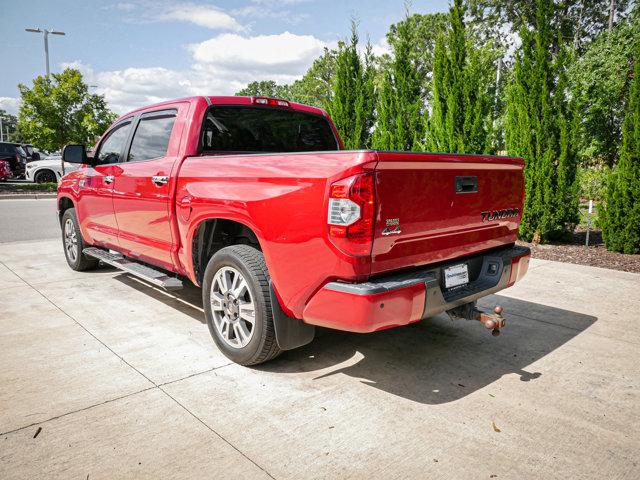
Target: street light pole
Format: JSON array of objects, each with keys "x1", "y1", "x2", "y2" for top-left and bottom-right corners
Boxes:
[{"x1": 25, "y1": 28, "x2": 66, "y2": 77}]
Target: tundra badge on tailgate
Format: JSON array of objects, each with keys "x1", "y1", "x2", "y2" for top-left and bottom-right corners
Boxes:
[
  {"x1": 481, "y1": 208, "x2": 520, "y2": 222},
  {"x1": 382, "y1": 218, "x2": 401, "y2": 236}
]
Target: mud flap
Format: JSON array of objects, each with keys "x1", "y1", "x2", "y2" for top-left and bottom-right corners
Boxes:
[{"x1": 269, "y1": 281, "x2": 315, "y2": 351}]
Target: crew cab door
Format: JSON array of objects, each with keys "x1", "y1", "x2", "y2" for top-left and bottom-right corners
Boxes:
[
  {"x1": 76, "y1": 118, "x2": 133, "y2": 248},
  {"x1": 111, "y1": 107, "x2": 182, "y2": 270}
]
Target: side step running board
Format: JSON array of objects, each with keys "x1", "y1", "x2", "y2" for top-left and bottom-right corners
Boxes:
[{"x1": 83, "y1": 247, "x2": 183, "y2": 291}]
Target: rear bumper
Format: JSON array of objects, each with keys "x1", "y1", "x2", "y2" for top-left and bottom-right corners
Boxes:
[{"x1": 302, "y1": 245, "x2": 531, "y2": 333}]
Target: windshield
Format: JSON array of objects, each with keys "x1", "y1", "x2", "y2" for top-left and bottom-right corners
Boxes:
[{"x1": 201, "y1": 106, "x2": 338, "y2": 153}]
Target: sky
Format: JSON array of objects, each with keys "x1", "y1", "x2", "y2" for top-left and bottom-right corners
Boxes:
[{"x1": 0, "y1": 0, "x2": 451, "y2": 116}]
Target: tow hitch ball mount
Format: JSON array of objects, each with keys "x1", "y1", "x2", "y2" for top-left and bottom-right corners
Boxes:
[{"x1": 446, "y1": 302, "x2": 505, "y2": 336}]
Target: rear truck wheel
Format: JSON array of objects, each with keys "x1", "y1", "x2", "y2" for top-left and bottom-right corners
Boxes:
[
  {"x1": 34, "y1": 169, "x2": 57, "y2": 183},
  {"x1": 61, "y1": 208, "x2": 98, "y2": 271},
  {"x1": 203, "y1": 245, "x2": 282, "y2": 366}
]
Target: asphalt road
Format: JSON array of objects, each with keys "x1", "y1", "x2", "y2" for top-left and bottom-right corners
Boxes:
[{"x1": 0, "y1": 198, "x2": 60, "y2": 243}]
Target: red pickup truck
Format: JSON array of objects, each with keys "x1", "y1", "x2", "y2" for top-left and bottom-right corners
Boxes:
[{"x1": 58, "y1": 96, "x2": 530, "y2": 365}]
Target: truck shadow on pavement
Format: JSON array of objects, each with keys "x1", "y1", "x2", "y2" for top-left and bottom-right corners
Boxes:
[
  {"x1": 114, "y1": 273, "x2": 597, "y2": 405},
  {"x1": 259, "y1": 295, "x2": 597, "y2": 404}
]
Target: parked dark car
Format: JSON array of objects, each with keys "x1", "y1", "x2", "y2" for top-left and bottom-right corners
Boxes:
[{"x1": 0, "y1": 142, "x2": 27, "y2": 178}]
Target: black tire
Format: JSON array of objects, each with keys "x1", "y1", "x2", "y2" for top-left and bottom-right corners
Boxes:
[
  {"x1": 35, "y1": 169, "x2": 57, "y2": 184},
  {"x1": 61, "y1": 208, "x2": 98, "y2": 271},
  {"x1": 203, "y1": 245, "x2": 281, "y2": 366}
]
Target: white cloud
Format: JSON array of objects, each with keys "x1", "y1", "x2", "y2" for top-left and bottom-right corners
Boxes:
[
  {"x1": 370, "y1": 36, "x2": 391, "y2": 57},
  {"x1": 189, "y1": 32, "x2": 326, "y2": 74},
  {"x1": 61, "y1": 31, "x2": 328, "y2": 115},
  {"x1": 157, "y1": 3, "x2": 244, "y2": 31},
  {"x1": 0, "y1": 97, "x2": 20, "y2": 115}
]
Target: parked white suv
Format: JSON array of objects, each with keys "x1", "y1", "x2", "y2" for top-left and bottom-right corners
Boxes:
[{"x1": 25, "y1": 155, "x2": 79, "y2": 183}]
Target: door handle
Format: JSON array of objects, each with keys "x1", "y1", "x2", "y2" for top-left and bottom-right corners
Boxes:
[
  {"x1": 152, "y1": 175, "x2": 169, "y2": 186},
  {"x1": 103, "y1": 175, "x2": 114, "y2": 184}
]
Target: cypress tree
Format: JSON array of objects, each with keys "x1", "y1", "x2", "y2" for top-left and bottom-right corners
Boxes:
[
  {"x1": 371, "y1": 12, "x2": 423, "y2": 151},
  {"x1": 505, "y1": 0, "x2": 579, "y2": 242},
  {"x1": 327, "y1": 22, "x2": 376, "y2": 149},
  {"x1": 424, "y1": 0, "x2": 493, "y2": 154},
  {"x1": 602, "y1": 51, "x2": 640, "y2": 253}
]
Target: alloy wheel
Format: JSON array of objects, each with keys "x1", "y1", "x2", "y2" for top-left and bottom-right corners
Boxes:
[
  {"x1": 210, "y1": 266, "x2": 256, "y2": 348},
  {"x1": 64, "y1": 218, "x2": 78, "y2": 263}
]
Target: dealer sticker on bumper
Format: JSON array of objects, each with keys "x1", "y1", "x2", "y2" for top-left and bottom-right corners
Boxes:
[{"x1": 444, "y1": 263, "x2": 469, "y2": 289}]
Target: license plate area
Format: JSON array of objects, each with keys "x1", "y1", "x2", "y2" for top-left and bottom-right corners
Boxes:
[{"x1": 443, "y1": 263, "x2": 469, "y2": 289}]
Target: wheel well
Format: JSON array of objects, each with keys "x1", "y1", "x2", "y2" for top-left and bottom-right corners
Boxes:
[
  {"x1": 192, "y1": 219, "x2": 261, "y2": 284},
  {"x1": 58, "y1": 197, "x2": 74, "y2": 225}
]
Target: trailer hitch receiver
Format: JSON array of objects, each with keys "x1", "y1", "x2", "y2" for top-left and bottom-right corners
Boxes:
[{"x1": 446, "y1": 303, "x2": 505, "y2": 336}]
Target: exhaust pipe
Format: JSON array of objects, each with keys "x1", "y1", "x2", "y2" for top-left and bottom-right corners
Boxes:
[{"x1": 446, "y1": 303, "x2": 505, "y2": 336}]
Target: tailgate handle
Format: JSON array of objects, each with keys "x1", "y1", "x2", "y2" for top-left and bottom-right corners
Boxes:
[{"x1": 455, "y1": 176, "x2": 478, "y2": 193}]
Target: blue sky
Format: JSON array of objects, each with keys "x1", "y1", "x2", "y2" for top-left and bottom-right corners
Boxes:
[{"x1": 1, "y1": 0, "x2": 450, "y2": 115}]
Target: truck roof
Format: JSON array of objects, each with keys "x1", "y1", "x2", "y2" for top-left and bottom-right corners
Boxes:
[{"x1": 113, "y1": 95, "x2": 329, "y2": 125}]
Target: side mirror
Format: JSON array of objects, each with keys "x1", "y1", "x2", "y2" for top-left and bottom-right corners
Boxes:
[
  {"x1": 62, "y1": 144, "x2": 90, "y2": 164},
  {"x1": 32, "y1": 152, "x2": 41, "y2": 161}
]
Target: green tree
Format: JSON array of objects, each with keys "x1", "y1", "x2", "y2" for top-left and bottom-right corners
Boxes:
[
  {"x1": 326, "y1": 22, "x2": 376, "y2": 149},
  {"x1": 468, "y1": 0, "x2": 631, "y2": 52},
  {"x1": 569, "y1": 14, "x2": 640, "y2": 167},
  {"x1": 602, "y1": 50, "x2": 640, "y2": 253},
  {"x1": 18, "y1": 69, "x2": 117, "y2": 152},
  {"x1": 371, "y1": 11, "x2": 423, "y2": 151},
  {"x1": 0, "y1": 109, "x2": 19, "y2": 142},
  {"x1": 235, "y1": 80, "x2": 291, "y2": 99},
  {"x1": 288, "y1": 48, "x2": 338, "y2": 108},
  {"x1": 381, "y1": 12, "x2": 449, "y2": 102},
  {"x1": 423, "y1": 0, "x2": 494, "y2": 154},
  {"x1": 505, "y1": 0, "x2": 579, "y2": 242}
]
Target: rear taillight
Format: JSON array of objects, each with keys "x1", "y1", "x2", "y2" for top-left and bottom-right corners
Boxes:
[
  {"x1": 327, "y1": 173, "x2": 375, "y2": 256},
  {"x1": 252, "y1": 97, "x2": 290, "y2": 107}
]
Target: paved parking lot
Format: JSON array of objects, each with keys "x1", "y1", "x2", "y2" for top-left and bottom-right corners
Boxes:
[{"x1": 1, "y1": 237, "x2": 639, "y2": 479}]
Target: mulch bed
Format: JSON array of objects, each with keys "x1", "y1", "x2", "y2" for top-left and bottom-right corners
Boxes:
[{"x1": 517, "y1": 229, "x2": 640, "y2": 274}]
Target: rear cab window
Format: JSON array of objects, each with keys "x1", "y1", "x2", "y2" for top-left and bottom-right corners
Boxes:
[{"x1": 200, "y1": 106, "x2": 338, "y2": 153}]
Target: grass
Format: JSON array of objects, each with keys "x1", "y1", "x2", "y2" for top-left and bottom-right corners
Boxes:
[
  {"x1": 0, "y1": 182, "x2": 58, "y2": 193},
  {"x1": 15, "y1": 182, "x2": 58, "y2": 192}
]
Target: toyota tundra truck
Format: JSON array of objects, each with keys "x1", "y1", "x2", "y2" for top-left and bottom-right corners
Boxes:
[{"x1": 58, "y1": 95, "x2": 530, "y2": 365}]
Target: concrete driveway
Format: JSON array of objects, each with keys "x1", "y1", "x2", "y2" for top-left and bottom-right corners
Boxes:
[{"x1": 0, "y1": 238, "x2": 638, "y2": 479}]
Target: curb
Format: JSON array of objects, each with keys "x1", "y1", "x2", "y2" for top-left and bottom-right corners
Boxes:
[{"x1": 0, "y1": 193, "x2": 57, "y2": 200}]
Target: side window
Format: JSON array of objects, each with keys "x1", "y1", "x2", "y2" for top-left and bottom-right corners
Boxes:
[
  {"x1": 95, "y1": 121, "x2": 132, "y2": 165},
  {"x1": 127, "y1": 111, "x2": 176, "y2": 162}
]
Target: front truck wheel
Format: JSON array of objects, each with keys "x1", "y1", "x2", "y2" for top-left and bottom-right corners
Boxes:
[
  {"x1": 61, "y1": 208, "x2": 98, "y2": 271},
  {"x1": 203, "y1": 245, "x2": 282, "y2": 365}
]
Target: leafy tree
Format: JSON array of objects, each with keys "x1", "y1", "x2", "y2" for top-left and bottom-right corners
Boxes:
[
  {"x1": 423, "y1": 0, "x2": 494, "y2": 154},
  {"x1": 0, "y1": 109, "x2": 19, "y2": 142},
  {"x1": 18, "y1": 69, "x2": 117, "y2": 152},
  {"x1": 505, "y1": 0, "x2": 579, "y2": 242},
  {"x1": 602, "y1": 49, "x2": 640, "y2": 253},
  {"x1": 569, "y1": 14, "x2": 640, "y2": 167},
  {"x1": 288, "y1": 48, "x2": 338, "y2": 108},
  {"x1": 326, "y1": 22, "x2": 376, "y2": 149},
  {"x1": 380, "y1": 12, "x2": 449, "y2": 102},
  {"x1": 235, "y1": 80, "x2": 291, "y2": 99},
  {"x1": 468, "y1": 0, "x2": 631, "y2": 52},
  {"x1": 371, "y1": 11, "x2": 423, "y2": 151}
]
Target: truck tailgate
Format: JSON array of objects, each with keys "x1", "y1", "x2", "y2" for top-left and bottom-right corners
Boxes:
[{"x1": 371, "y1": 151, "x2": 524, "y2": 275}]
